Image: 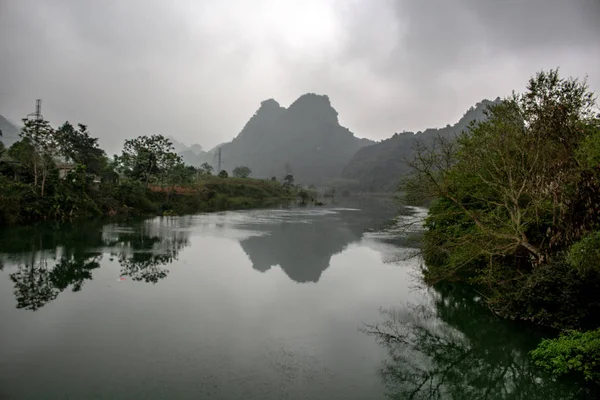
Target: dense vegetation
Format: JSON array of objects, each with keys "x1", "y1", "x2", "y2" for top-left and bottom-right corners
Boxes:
[
  {"x1": 0, "y1": 118, "x2": 292, "y2": 226},
  {"x1": 403, "y1": 70, "x2": 600, "y2": 387}
]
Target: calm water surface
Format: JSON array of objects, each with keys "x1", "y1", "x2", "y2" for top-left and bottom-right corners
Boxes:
[{"x1": 0, "y1": 198, "x2": 587, "y2": 399}]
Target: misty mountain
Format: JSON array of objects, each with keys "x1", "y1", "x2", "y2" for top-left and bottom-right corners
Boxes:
[
  {"x1": 211, "y1": 94, "x2": 372, "y2": 183},
  {"x1": 341, "y1": 98, "x2": 500, "y2": 192},
  {"x1": 168, "y1": 136, "x2": 210, "y2": 167},
  {"x1": 0, "y1": 115, "x2": 20, "y2": 148}
]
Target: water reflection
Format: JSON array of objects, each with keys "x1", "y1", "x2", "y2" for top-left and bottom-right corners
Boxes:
[
  {"x1": 0, "y1": 218, "x2": 191, "y2": 310},
  {"x1": 362, "y1": 283, "x2": 590, "y2": 399},
  {"x1": 103, "y1": 221, "x2": 190, "y2": 283},
  {"x1": 238, "y1": 197, "x2": 403, "y2": 283},
  {"x1": 0, "y1": 197, "x2": 401, "y2": 310}
]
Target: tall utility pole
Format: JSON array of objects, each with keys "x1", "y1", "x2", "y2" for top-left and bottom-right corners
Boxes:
[
  {"x1": 217, "y1": 147, "x2": 222, "y2": 173},
  {"x1": 27, "y1": 99, "x2": 43, "y2": 121}
]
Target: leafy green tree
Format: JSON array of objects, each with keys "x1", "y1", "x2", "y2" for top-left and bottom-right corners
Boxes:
[
  {"x1": 19, "y1": 118, "x2": 59, "y2": 197},
  {"x1": 297, "y1": 190, "x2": 309, "y2": 204},
  {"x1": 218, "y1": 170, "x2": 228, "y2": 178},
  {"x1": 199, "y1": 162, "x2": 213, "y2": 175},
  {"x1": 232, "y1": 165, "x2": 251, "y2": 178},
  {"x1": 115, "y1": 134, "x2": 182, "y2": 186},
  {"x1": 283, "y1": 174, "x2": 294, "y2": 191},
  {"x1": 56, "y1": 122, "x2": 107, "y2": 175},
  {"x1": 531, "y1": 328, "x2": 600, "y2": 383},
  {"x1": 404, "y1": 69, "x2": 600, "y2": 279},
  {"x1": 6, "y1": 139, "x2": 35, "y2": 182}
]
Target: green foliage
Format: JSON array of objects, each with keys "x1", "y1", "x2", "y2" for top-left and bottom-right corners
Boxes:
[
  {"x1": 199, "y1": 162, "x2": 213, "y2": 175},
  {"x1": 232, "y1": 165, "x2": 251, "y2": 178},
  {"x1": 283, "y1": 174, "x2": 294, "y2": 191},
  {"x1": 403, "y1": 69, "x2": 600, "y2": 390},
  {"x1": 567, "y1": 231, "x2": 600, "y2": 274},
  {"x1": 0, "y1": 116, "x2": 290, "y2": 226},
  {"x1": 500, "y1": 260, "x2": 600, "y2": 330},
  {"x1": 406, "y1": 69, "x2": 600, "y2": 303},
  {"x1": 19, "y1": 118, "x2": 59, "y2": 197},
  {"x1": 576, "y1": 127, "x2": 600, "y2": 169},
  {"x1": 531, "y1": 329, "x2": 600, "y2": 383},
  {"x1": 218, "y1": 170, "x2": 228, "y2": 178},
  {"x1": 55, "y1": 122, "x2": 107, "y2": 175},
  {"x1": 115, "y1": 134, "x2": 182, "y2": 186},
  {"x1": 297, "y1": 190, "x2": 309, "y2": 204}
]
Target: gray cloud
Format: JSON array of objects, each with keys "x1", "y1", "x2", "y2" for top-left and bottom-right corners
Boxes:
[{"x1": 0, "y1": 0, "x2": 598, "y2": 153}]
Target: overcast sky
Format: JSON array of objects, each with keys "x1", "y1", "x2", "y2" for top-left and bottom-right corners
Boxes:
[{"x1": 1, "y1": 0, "x2": 598, "y2": 152}]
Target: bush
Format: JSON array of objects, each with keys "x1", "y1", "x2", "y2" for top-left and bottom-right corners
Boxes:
[
  {"x1": 531, "y1": 328, "x2": 600, "y2": 383},
  {"x1": 567, "y1": 231, "x2": 600, "y2": 274}
]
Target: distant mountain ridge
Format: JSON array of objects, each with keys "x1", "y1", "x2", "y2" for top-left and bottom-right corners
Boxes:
[
  {"x1": 209, "y1": 93, "x2": 373, "y2": 183},
  {"x1": 0, "y1": 115, "x2": 20, "y2": 148},
  {"x1": 167, "y1": 136, "x2": 210, "y2": 167},
  {"x1": 341, "y1": 98, "x2": 500, "y2": 192}
]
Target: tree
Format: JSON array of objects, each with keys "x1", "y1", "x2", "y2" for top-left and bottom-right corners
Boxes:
[
  {"x1": 115, "y1": 134, "x2": 182, "y2": 186},
  {"x1": 232, "y1": 165, "x2": 251, "y2": 178},
  {"x1": 56, "y1": 122, "x2": 107, "y2": 175},
  {"x1": 404, "y1": 69, "x2": 600, "y2": 278},
  {"x1": 19, "y1": 117, "x2": 59, "y2": 197},
  {"x1": 283, "y1": 174, "x2": 294, "y2": 190},
  {"x1": 297, "y1": 190, "x2": 309, "y2": 205},
  {"x1": 199, "y1": 162, "x2": 213, "y2": 175},
  {"x1": 218, "y1": 170, "x2": 228, "y2": 178}
]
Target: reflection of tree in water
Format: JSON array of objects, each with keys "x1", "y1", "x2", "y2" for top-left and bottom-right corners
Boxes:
[
  {"x1": 106, "y1": 219, "x2": 191, "y2": 284},
  {"x1": 4, "y1": 217, "x2": 192, "y2": 310},
  {"x1": 10, "y1": 251, "x2": 103, "y2": 310},
  {"x1": 50, "y1": 253, "x2": 102, "y2": 292},
  {"x1": 10, "y1": 255, "x2": 59, "y2": 311},
  {"x1": 363, "y1": 284, "x2": 589, "y2": 399}
]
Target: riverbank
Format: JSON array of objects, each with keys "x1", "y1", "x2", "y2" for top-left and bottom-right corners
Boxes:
[
  {"x1": 401, "y1": 70, "x2": 600, "y2": 390},
  {"x1": 0, "y1": 174, "x2": 293, "y2": 226}
]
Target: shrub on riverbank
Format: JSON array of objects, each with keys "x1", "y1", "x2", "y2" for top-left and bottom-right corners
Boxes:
[
  {"x1": 402, "y1": 69, "x2": 600, "y2": 385},
  {"x1": 0, "y1": 175, "x2": 291, "y2": 225},
  {"x1": 531, "y1": 329, "x2": 600, "y2": 383}
]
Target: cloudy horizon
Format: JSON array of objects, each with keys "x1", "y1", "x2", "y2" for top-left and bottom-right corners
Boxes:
[{"x1": 1, "y1": 0, "x2": 598, "y2": 153}]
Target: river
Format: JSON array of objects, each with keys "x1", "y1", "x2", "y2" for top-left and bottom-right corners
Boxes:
[{"x1": 0, "y1": 197, "x2": 587, "y2": 399}]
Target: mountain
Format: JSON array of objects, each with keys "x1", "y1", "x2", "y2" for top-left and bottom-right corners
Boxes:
[
  {"x1": 168, "y1": 136, "x2": 211, "y2": 167},
  {"x1": 341, "y1": 98, "x2": 500, "y2": 192},
  {"x1": 0, "y1": 115, "x2": 21, "y2": 148},
  {"x1": 212, "y1": 94, "x2": 372, "y2": 183}
]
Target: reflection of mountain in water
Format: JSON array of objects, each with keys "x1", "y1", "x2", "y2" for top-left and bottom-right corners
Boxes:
[
  {"x1": 239, "y1": 196, "x2": 400, "y2": 283},
  {"x1": 0, "y1": 218, "x2": 191, "y2": 311},
  {"x1": 240, "y1": 215, "x2": 358, "y2": 283},
  {"x1": 363, "y1": 283, "x2": 591, "y2": 399}
]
